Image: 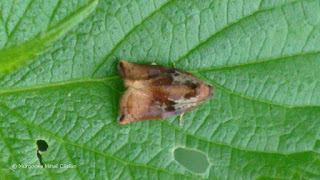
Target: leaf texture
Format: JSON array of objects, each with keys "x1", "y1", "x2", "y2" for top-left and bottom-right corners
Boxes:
[{"x1": 0, "y1": 0, "x2": 320, "y2": 179}]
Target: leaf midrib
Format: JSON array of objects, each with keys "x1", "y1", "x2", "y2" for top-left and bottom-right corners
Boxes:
[
  {"x1": 0, "y1": 76, "x2": 117, "y2": 95},
  {"x1": 1, "y1": 72, "x2": 318, "y2": 108}
]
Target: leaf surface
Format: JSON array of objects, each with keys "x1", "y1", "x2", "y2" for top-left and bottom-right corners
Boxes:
[{"x1": 1, "y1": 0, "x2": 320, "y2": 179}]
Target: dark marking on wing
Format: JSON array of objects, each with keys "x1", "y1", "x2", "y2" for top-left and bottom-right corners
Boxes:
[
  {"x1": 184, "y1": 91, "x2": 196, "y2": 99},
  {"x1": 165, "y1": 100, "x2": 176, "y2": 112}
]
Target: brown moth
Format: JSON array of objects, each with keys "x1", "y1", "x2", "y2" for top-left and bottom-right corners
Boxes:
[{"x1": 117, "y1": 60, "x2": 214, "y2": 124}]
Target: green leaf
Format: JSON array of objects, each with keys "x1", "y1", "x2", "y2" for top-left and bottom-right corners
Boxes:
[
  {"x1": 1, "y1": 0, "x2": 320, "y2": 179},
  {"x1": 0, "y1": 0, "x2": 99, "y2": 72}
]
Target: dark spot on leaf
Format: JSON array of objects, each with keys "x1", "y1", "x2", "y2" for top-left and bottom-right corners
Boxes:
[
  {"x1": 36, "y1": 140, "x2": 48, "y2": 168},
  {"x1": 37, "y1": 140, "x2": 48, "y2": 152},
  {"x1": 36, "y1": 151, "x2": 44, "y2": 167}
]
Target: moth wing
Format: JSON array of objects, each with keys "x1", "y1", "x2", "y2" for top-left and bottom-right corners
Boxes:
[
  {"x1": 118, "y1": 60, "x2": 173, "y2": 81},
  {"x1": 117, "y1": 87, "x2": 169, "y2": 124},
  {"x1": 117, "y1": 60, "x2": 214, "y2": 124},
  {"x1": 117, "y1": 85, "x2": 210, "y2": 124}
]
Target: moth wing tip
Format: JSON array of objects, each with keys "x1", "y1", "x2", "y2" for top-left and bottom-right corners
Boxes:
[
  {"x1": 118, "y1": 60, "x2": 125, "y2": 67},
  {"x1": 208, "y1": 84, "x2": 214, "y2": 97},
  {"x1": 117, "y1": 114, "x2": 129, "y2": 125},
  {"x1": 118, "y1": 59, "x2": 127, "y2": 63},
  {"x1": 118, "y1": 60, "x2": 128, "y2": 78},
  {"x1": 117, "y1": 120, "x2": 128, "y2": 125}
]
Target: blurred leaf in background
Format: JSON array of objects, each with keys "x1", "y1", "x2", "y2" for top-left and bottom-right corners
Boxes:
[{"x1": 1, "y1": 0, "x2": 320, "y2": 179}]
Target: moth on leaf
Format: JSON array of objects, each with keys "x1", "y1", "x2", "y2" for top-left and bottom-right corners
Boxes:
[{"x1": 117, "y1": 60, "x2": 214, "y2": 124}]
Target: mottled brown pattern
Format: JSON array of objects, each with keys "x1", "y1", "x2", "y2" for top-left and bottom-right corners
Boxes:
[{"x1": 117, "y1": 60, "x2": 214, "y2": 124}]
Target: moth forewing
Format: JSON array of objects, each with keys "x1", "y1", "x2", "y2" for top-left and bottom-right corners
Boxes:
[{"x1": 117, "y1": 60, "x2": 213, "y2": 124}]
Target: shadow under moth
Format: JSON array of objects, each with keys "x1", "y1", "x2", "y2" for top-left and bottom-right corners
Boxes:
[{"x1": 117, "y1": 60, "x2": 214, "y2": 124}]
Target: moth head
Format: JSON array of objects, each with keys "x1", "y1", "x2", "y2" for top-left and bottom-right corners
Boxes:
[{"x1": 194, "y1": 82, "x2": 214, "y2": 102}]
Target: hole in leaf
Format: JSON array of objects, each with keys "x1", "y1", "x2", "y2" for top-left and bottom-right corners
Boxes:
[
  {"x1": 174, "y1": 147, "x2": 209, "y2": 174},
  {"x1": 36, "y1": 140, "x2": 48, "y2": 167},
  {"x1": 36, "y1": 140, "x2": 48, "y2": 152}
]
